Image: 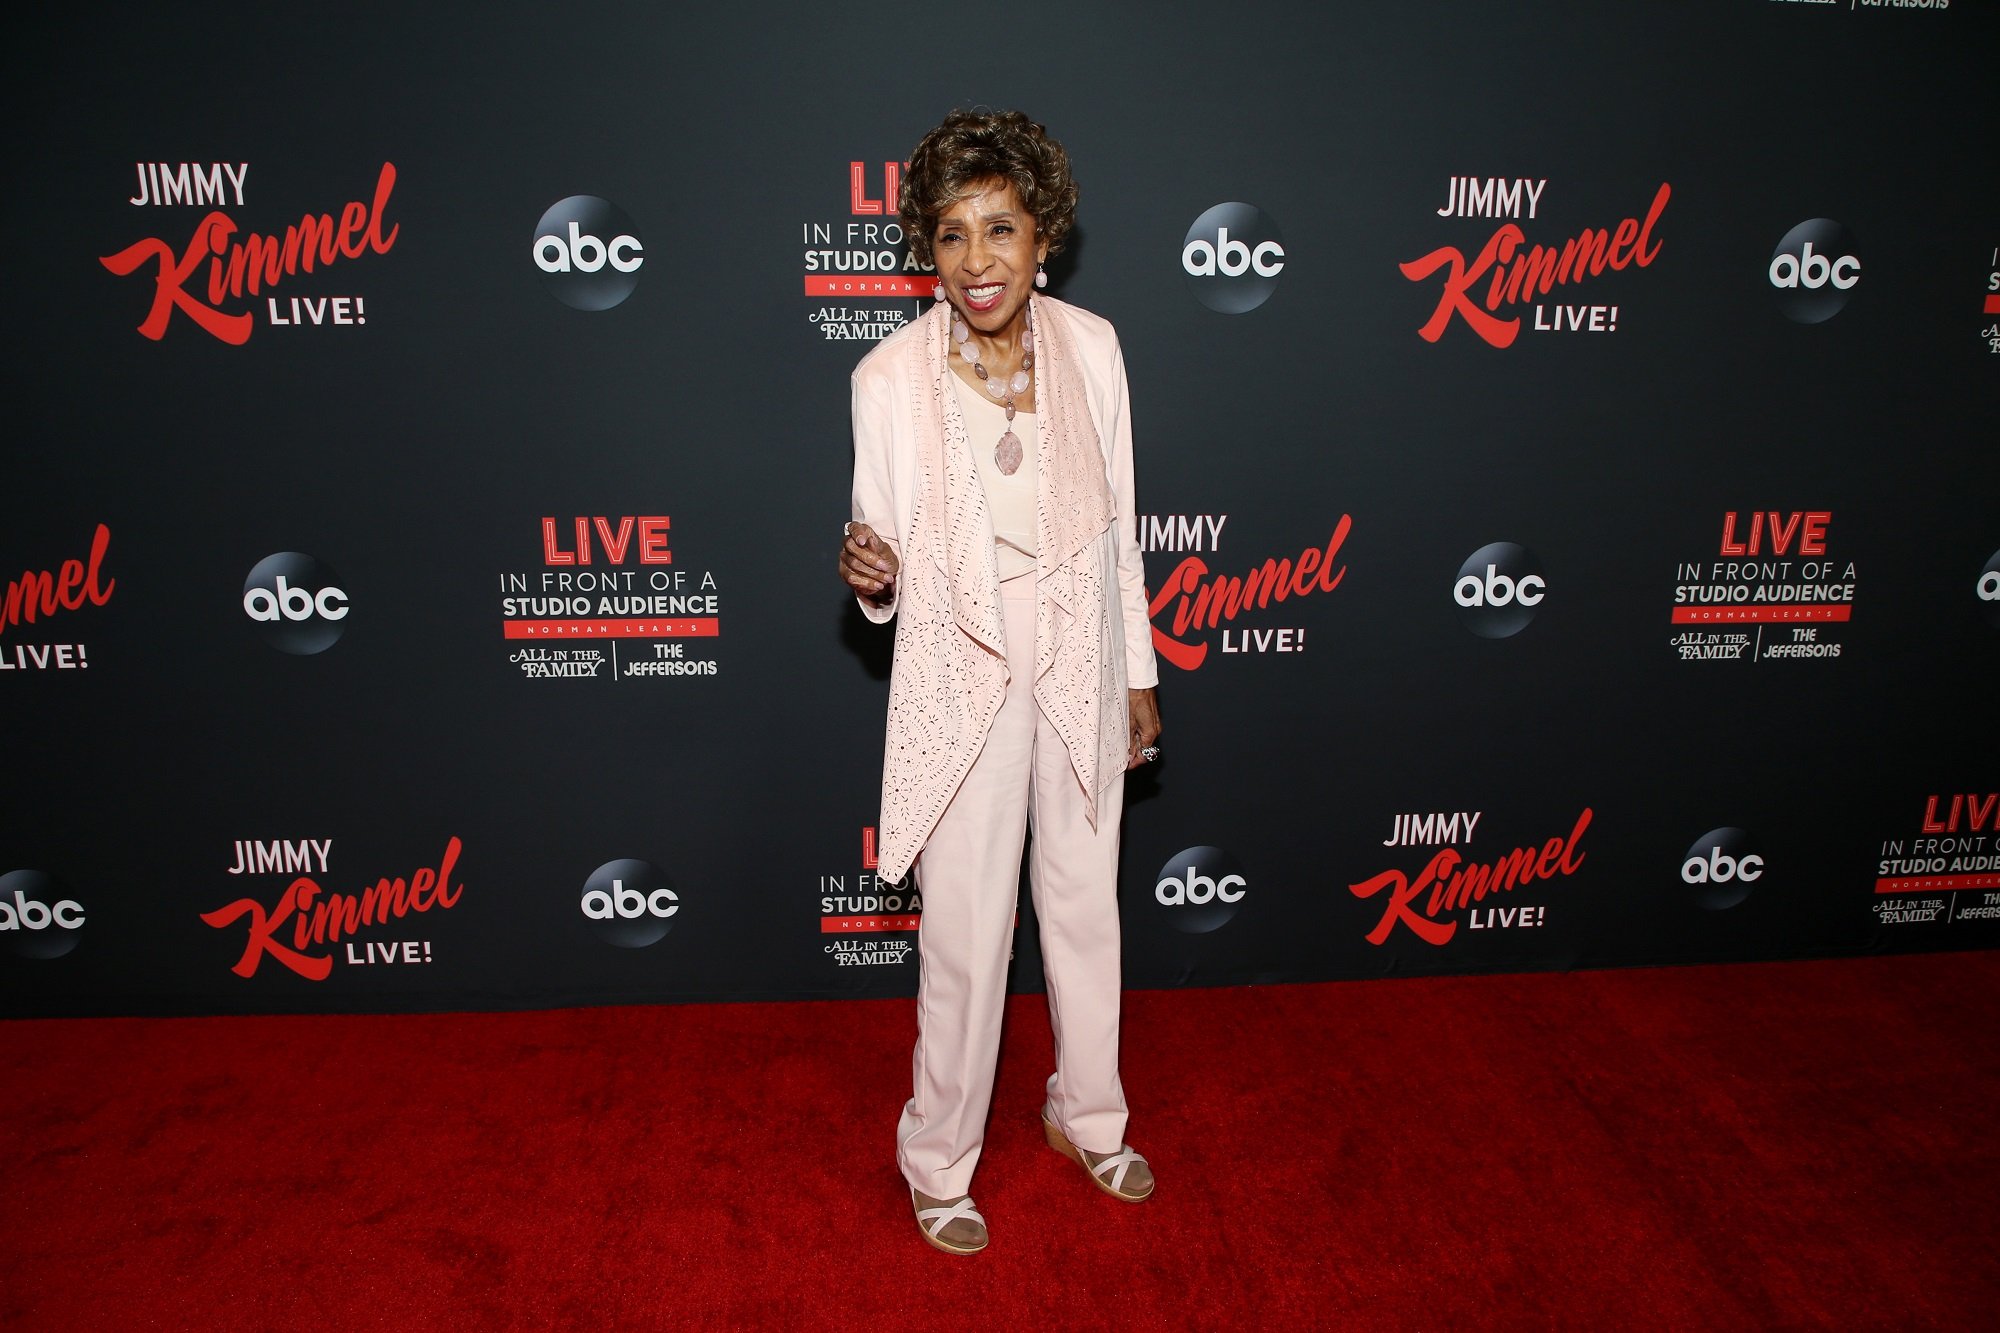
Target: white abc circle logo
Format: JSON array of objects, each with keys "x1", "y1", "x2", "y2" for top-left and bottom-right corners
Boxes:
[
  {"x1": 1454, "y1": 567, "x2": 1546, "y2": 608},
  {"x1": 1680, "y1": 828, "x2": 1762, "y2": 911},
  {"x1": 1154, "y1": 846, "x2": 1249, "y2": 934},
  {"x1": 243, "y1": 552, "x2": 349, "y2": 654},
  {"x1": 580, "y1": 858, "x2": 679, "y2": 948},
  {"x1": 1979, "y1": 549, "x2": 2000, "y2": 628},
  {"x1": 1768, "y1": 219, "x2": 1861, "y2": 324},
  {"x1": 1182, "y1": 203, "x2": 1286, "y2": 314},
  {"x1": 1156, "y1": 870, "x2": 1245, "y2": 905},
  {"x1": 533, "y1": 196, "x2": 645, "y2": 311},
  {"x1": 0, "y1": 869, "x2": 86, "y2": 960},
  {"x1": 1453, "y1": 542, "x2": 1546, "y2": 639}
]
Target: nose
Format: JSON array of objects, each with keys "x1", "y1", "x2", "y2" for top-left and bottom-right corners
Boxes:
[{"x1": 962, "y1": 232, "x2": 991, "y2": 273}]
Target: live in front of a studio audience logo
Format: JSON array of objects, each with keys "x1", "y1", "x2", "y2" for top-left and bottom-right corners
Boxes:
[
  {"x1": 201, "y1": 837, "x2": 466, "y2": 981},
  {"x1": 1144, "y1": 512, "x2": 1351, "y2": 670},
  {"x1": 2, "y1": 523, "x2": 115, "y2": 673},
  {"x1": 497, "y1": 514, "x2": 723, "y2": 682},
  {"x1": 1348, "y1": 807, "x2": 1591, "y2": 946},
  {"x1": 533, "y1": 195, "x2": 645, "y2": 310},
  {"x1": 1872, "y1": 793, "x2": 2000, "y2": 928},
  {"x1": 819, "y1": 827, "x2": 919, "y2": 969},
  {"x1": 1666, "y1": 510, "x2": 1856, "y2": 664},
  {"x1": 803, "y1": 160, "x2": 931, "y2": 342},
  {"x1": 1399, "y1": 175, "x2": 1669, "y2": 346},
  {"x1": 102, "y1": 161, "x2": 399, "y2": 344}
]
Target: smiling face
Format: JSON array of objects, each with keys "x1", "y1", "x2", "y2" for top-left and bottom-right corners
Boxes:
[{"x1": 931, "y1": 177, "x2": 1048, "y2": 342}]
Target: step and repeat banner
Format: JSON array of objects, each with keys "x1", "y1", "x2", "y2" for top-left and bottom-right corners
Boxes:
[{"x1": 5, "y1": 3, "x2": 1995, "y2": 1016}]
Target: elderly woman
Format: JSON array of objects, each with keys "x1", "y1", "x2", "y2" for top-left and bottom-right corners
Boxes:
[{"x1": 838, "y1": 109, "x2": 1161, "y2": 1256}]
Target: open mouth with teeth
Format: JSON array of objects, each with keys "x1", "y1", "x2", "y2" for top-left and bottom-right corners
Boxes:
[{"x1": 962, "y1": 282, "x2": 1006, "y2": 311}]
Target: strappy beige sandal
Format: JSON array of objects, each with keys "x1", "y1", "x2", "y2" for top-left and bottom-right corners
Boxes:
[
  {"x1": 911, "y1": 1188, "x2": 989, "y2": 1255},
  {"x1": 1042, "y1": 1111, "x2": 1156, "y2": 1202}
]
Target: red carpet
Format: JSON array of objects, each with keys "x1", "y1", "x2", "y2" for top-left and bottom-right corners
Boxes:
[{"x1": 5, "y1": 953, "x2": 1998, "y2": 1330}]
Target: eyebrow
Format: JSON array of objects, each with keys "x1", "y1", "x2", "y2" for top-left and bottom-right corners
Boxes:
[{"x1": 937, "y1": 209, "x2": 1022, "y2": 227}]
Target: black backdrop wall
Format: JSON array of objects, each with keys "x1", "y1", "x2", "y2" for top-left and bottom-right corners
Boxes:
[{"x1": 5, "y1": 1, "x2": 1996, "y2": 1017}]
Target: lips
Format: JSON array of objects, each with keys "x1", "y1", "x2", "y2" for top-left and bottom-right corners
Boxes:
[{"x1": 962, "y1": 282, "x2": 1005, "y2": 311}]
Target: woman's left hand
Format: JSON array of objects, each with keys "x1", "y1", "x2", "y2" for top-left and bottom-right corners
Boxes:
[{"x1": 1127, "y1": 687, "x2": 1161, "y2": 770}]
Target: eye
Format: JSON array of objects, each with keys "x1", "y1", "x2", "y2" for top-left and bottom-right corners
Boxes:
[
  {"x1": 990, "y1": 223, "x2": 1014, "y2": 239},
  {"x1": 936, "y1": 228, "x2": 963, "y2": 247}
]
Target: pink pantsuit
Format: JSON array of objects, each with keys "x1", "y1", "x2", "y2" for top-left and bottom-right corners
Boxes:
[{"x1": 850, "y1": 296, "x2": 1157, "y2": 1198}]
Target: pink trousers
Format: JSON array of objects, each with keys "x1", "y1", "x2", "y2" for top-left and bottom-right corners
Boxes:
[{"x1": 896, "y1": 572, "x2": 1129, "y2": 1200}]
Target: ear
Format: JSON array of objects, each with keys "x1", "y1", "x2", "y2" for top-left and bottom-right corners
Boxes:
[{"x1": 1035, "y1": 234, "x2": 1050, "y2": 266}]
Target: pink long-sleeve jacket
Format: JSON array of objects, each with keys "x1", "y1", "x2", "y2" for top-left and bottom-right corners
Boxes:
[{"x1": 851, "y1": 295, "x2": 1157, "y2": 884}]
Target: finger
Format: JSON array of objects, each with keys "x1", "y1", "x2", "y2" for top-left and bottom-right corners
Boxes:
[
  {"x1": 839, "y1": 553, "x2": 883, "y2": 591},
  {"x1": 845, "y1": 534, "x2": 893, "y2": 573},
  {"x1": 841, "y1": 541, "x2": 885, "y2": 576},
  {"x1": 842, "y1": 555, "x2": 892, "y2": 594}
]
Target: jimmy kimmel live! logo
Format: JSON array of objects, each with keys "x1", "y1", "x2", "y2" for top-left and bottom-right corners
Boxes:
[
  {"x1": 802, "y1": 160, "x2": 930, "y2": 342},
  {"x1": 2, "y1": 524, "x2": 114, "y2": 673},
  {"x1": 498, "y1": 515, "x2": 722, "y2": 682},
  {"x1": 819, "y1": 827, "x2": 918, "y2": 968},
  {"x1": 201, "y1": 837, "x2": 464, "y2": 981},
  {"x1": 1144, "y1": 513, "x2": 1351, "y2": 670},
  {"x1": 1668, "y1": 511, "x2": 1856, "y2": 663},
  {"x1": 1400, "y1": 176, "x2": 1669, "y2": 347},
  {"x1": 1872, "y1": 793, "x2": 2000, "y2": 927},
  {"x1": 1348, "y1": 808, "x2": 1591, "y2": 946},
  {"x1": 102, "y1": 162, "x2": 399, "y2": 344}
]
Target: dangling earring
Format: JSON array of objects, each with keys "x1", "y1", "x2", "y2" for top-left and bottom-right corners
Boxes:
[
  {"x1": 932, "y1": 281, "x2": 946, "y2": 302},
  {"x1": 1033, "y1": 263, "x2": 1048, "y2": 290}
]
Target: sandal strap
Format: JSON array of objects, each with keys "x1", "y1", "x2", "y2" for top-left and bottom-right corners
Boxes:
[
  {"x1": 1090, "y1": 1148, "x2": 1144, "y2": 1193},
  {"x1": 915, "y1": 1197, "x2": 985, "y2": 1238}
]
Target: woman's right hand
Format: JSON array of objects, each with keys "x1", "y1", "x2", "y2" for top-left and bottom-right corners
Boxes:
[{"x1": 840, "y1": 521, "x2": 899, "y2": 600}]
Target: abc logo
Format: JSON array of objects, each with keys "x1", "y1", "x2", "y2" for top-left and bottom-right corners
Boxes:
[
  {"x1": 243, "y1": 552, "x2": 349, "y2": 655},
  {"x1": 0, "y1": 869, "x2": 86, "y2": 960},
  {"x1": 1680, "y1": 828, "x2": 1763, "y2": 911},
  {"x1": 1154, "y1": 846, "x2": 1248, "y2": 934},
  {"x1": 1181, "y1": 203, "x2": 1286, "y2": 314},
  {"x1": 1979, "y1": 549, "x2": 2000, "y2": 629},
  {"x1": 1768, "y1": 219, "x2": 1861, "y2": 324},
  {"x1": 580, "y1": 858, "x2": 680, "y2": 948},
  {"x1": 533, "y1": 195, "x2": 645, "y2": 311},
  {"x1": 1453, "y1": 542, "x2": 1547, "y2": 639}
]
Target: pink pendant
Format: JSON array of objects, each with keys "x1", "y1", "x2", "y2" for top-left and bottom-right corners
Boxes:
[
  {"x1": 1009, "y1": 370, "x2": 1030, "y2": 395},
  {"x1": 994, "y1": 431, "x2": 1023, "y2": 476}
]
